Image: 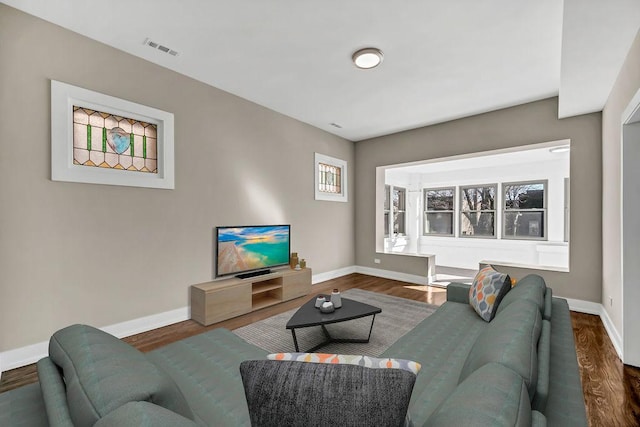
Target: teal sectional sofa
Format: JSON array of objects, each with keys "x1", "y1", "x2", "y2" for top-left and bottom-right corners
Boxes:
[{"x1": 0, "y1": 274, "x2": 587, "y2": 426}]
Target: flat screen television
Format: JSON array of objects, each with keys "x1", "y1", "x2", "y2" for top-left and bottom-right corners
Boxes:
[{"x1": 215, "y1": 225, "x2": 291, "y2": 279}]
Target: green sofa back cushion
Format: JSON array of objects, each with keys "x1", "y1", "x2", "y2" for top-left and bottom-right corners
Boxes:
[
  {"x1": 426, "y1": 363, "x2": 535, "y2": 427},
  {"x1": 48, "y1": 324, "x2": 194, "y2": 427},
  {"x1": 459, "y1": 299, "x2": 542, "y2": 400},
  {"x1": 496, "y1": 274, "x2": 546, "y2": 317}
]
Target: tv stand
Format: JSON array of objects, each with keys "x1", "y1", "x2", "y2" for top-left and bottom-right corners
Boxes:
[
  {"x1": 190, "y1": 268, "x2": 312, "y2": 326},
  {"x1": 236, "y1": 269, "x2": 271, "y2": 279}
]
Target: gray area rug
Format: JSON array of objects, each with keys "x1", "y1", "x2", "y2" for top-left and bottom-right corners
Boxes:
[{"x1": 233, "y1": 288, "x2": 439, "y2": 356}]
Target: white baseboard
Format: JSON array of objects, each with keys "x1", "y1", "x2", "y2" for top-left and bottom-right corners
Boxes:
[
  {"x1": 565, "y1": 297, "x2": 623, "y2": 360},
  {"x1": 565, "y1": 297, "x2": 601, "y2": 315},
  {"x1": 101, "y1": 306, "x2": 189, "y2": 340},
  {"x1": 354, "y1": 266, "x2": 432, "y2": 285},
  {"x1": 312, "y1": 266, "x2": 357, "y2": 284},
  {"x1": 0, "y1": 306, "x2": 189, "y2": 374}
]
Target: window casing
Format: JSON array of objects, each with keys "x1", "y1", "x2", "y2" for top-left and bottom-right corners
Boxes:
[
  {"x1": 503, "y1": 181, "x2": 547, "y2": 240},
  {"x1": 424, "y1": 187, "x2": 455, "y2": 236},
  {"x1": 314, "y1": 153, "x2": 348, "y2": 202},
  {"x1": 384, "y1": 185, "x2": 406, "y2": 236},
  {"x1": 460, "y1": 185, "x2": 497, "y2": 238},
  {"x1": 384, "y1": 185, "x2": 391, "y2": 237},
  {"x1": 393, "y1": 186, "x2": 406, "y2": 235}
]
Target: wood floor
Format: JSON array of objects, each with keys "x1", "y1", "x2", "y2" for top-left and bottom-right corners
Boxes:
[{"x1": 1, "y1": 273, "x2": 638, "y2": 426}]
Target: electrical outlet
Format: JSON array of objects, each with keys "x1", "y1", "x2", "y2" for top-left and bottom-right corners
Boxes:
[{"x1": 374, "y1": 258, "x2": 381, "y2": 264}]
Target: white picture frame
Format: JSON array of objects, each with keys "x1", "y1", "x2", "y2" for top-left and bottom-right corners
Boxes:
[
  {"x1": 51, "y1": 80, "x2": 175, "y2": 189},
  {"x1": 314, "y1": 152, "x2": 348, "y2": 202}
]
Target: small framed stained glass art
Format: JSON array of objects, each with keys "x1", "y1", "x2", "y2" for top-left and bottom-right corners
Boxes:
[
  {"x1": 51, "y1": 80, "x2": 174, "y2": 189},
  {"x1": 314, "y1": 152, "x2": 348, "y2": 202}
]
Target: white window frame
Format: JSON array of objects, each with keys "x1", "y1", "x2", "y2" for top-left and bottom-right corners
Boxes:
[
  {"x1": 51, "y1": 80, "x2": 175, "y2": 189},
  {"x1": 314, "y1": 152, "x2": 348, "y2": 202},
  {"x1": 459, "y1": 184, "x2": 497, "y2": 239},
  {"x1": 502, "y1": 180, "x2": 548, "y2": 241},
  {"x1": 392, "y1": 186, "x2": 407, "y2": 236},
  {"x1": 384, "y1": 184, "x2": 391, "y2": 237},
  {"x1": 423, "y1": 187, "x2": 456, "y2": 237}
]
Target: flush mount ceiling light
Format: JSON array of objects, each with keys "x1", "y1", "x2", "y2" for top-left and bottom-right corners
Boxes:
[
  {"x1": 352, "y1": 47, "x2": 384, "y2": 69},
  {"x1": 549, "y1": 145, "x2": 570, "y2": 153}
]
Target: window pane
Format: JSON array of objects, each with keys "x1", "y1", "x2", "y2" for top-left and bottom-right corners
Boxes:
[
  {"x1": 460, "y1": 212, "x2": 495, "y2": 236},
  {"x1": 393, "y1": 187, "x2": 406, "y2": 211},
  {"x1": 505, "y1": 183, "x2": 544, "y2": 209},
  {"x1": 384, "y1": 212, "x2": 390, "y2": 236},
  {"x1": 461, "y1": 187, "x2": 495, "y2": 210},
  {"x1": 425, "y1": 212, "x2": 453, "y2": 235},
  {"x1": 504, "y1": 211, "x2": 544, "y2": 238},
  {"x1": 426, "y1": 189, "x2": 454, "y2": 210},
  {"x1": 318, "y1": 162, "x2": 342, "y2": 194},
  {"x1": 384, "y1": 185, "x2": 390, "y2": 210},
  {"x1": 394, "y1": 212, "x2": 405, "y2": 234}
]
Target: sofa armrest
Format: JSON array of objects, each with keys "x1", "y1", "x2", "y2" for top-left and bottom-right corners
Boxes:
[
  {"x1": 37, "y1": 357, "x2": 74, "y2": 427},
  {"x1": 533, "y1": 320, "x2": 551, "y2": 412},
  {"x1": 544, "y1": 288, "x2": 553, "y2": 321},
  {"x1": 446, "y1": 282, "x2": 471, "y2": 304}
]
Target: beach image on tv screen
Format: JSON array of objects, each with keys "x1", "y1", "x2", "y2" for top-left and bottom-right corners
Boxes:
[{"x1": 217, "y1": 226, "x2": 290, "y2": 276}]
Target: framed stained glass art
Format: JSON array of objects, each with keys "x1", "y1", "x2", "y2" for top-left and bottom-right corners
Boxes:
[
  {"x1": 314, "y1": 152, "x2": 348, "y2": 202},
  {"x1": 51, "y1": 80, "x2": 174, "y2": 189}
]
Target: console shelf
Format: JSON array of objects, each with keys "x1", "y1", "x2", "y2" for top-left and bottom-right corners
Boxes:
[{"x1": 190, "y1": 268, "x2": 312, "y2": 326}]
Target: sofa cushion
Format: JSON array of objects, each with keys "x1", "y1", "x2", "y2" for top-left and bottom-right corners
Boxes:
[
  {"x1": 147, "y1": 328, "x2": 268, "y2": 426},
  {"x1": 0, "y1": 382, "x2": 49, "y2": 427},
  {"x1": 48, "y1": 324, "x2": 193, "y2": 427},
  {"x1": 94, "y1": 402, "x2": 198, "y2": 427},
  {"x1": 460, "y1": 299, "x2": 542, "y2": 400},
  {"x1": 381, "y1": 301, "x2": 489, "y2": 425},
  {"x1": 469, "y1": 266, "x2": 511, "y2": 321},
  {"x1": 239, "y1": 359, "x2": 416, "y2": 427},
  {"x1": 496, "y1": 274, "x2": 546, "y2": 317},
  {"x1": 426, "y1": 363, "x2": 534, "y2": 427},
  {"x1": 267, "y1": 352, "x2": 421, "y2": 374}
]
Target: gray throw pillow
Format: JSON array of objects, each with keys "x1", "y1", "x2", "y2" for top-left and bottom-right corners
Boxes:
[{"x1": 240, "y1": 359, "x2": 417, "y2": 427}]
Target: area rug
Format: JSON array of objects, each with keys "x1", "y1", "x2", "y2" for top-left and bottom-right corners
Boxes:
[{"x1": 232, "y1": 288, "x2": 439, "y2": 356}]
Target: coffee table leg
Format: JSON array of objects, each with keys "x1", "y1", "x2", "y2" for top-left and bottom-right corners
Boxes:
[
  {"x1": 291, "y1": 329, "x2": 300, "y2": 352},
  {"x1": 366, "y1": 314, "x2": 377, "y2": 342}
]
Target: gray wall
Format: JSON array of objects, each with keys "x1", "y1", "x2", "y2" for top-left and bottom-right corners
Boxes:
[
  {"x1": 602, "y1": 29, "x2": 640, "y2": 335},
  {"x1": 355, "y1": 97, "x2": 602, "y2": 302},
  {"x1": 0, "y1": 5, "x2": 354, "y2": 351}
]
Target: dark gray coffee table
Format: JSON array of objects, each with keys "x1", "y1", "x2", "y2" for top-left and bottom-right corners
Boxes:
[{"x1": 285, "y1": 295, "x2": 382, "y2": 352}]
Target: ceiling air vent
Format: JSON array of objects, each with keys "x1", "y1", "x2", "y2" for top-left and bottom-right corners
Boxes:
[{"x1": 144, "y1": 38, "x2": 179, "y2": 56}]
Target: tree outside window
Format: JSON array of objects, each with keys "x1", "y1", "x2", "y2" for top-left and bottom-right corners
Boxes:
[
  {"x1": 503, "y1": 181, "x2": 546, "y2": 240},
  {"x1": 460, "y1": 185, "x2": 496, "y2": 237},
  {"x1": 424, "y1": 188, "x2": 455, "y2": 236}
]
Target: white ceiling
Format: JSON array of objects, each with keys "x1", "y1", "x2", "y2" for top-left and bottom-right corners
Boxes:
[{"x1": 2, "y1": 0, "x2": 639, "y2": 141}]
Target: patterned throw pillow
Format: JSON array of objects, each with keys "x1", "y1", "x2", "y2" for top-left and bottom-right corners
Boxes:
[
  {"x1": 267, "y1": 352, "x2": 421, "y2": 375},
  {"x1": 469, "y1": 266, "x2": 511, "y2": 321}
]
